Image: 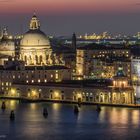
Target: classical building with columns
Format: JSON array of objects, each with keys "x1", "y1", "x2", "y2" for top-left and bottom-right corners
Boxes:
[{"x1": 20, "y1": 14, "x2": 53, "y2": 66}]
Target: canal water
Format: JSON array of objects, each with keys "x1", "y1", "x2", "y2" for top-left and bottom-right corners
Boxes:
[{"x1": 0, "y1": 100, "x2": 140, "y2": 140}]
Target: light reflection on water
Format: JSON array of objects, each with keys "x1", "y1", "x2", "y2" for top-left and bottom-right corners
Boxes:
[{"x1": 0, "y1": 100, "x2": 139, "y2": 140}]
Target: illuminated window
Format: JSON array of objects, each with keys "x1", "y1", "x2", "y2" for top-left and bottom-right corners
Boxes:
[
  {"x1": 26, "y1": 80, "x2": 29, "y2": 83},
  {"x1": 51, "y1": 75, "x2": 53, "y2": 78},
  {"x1": 44, "y1": 79, "x2": 47, "y2": 82},
  {"x1": 32, "y1": 80, "x2": 34, "y2": 83},
  {"x1": 38, "y1": 79, "x2": 40, "y2": 83},
  {"x1": 13, "y1": 75, "x2": 15, "y2": 79},
  {"x1": 2, "y1": 82, "x2": 4, "y2": 86},
  {"x1": 6, "y1": 82, "x2": 8, "y2": 86}
]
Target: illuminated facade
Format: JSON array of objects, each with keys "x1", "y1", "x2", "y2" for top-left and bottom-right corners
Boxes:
[
  {"x1": 131, "y1": 57, "x2": 140, "y2": 98},
  {"x1": 20, "y1": 14, "x2": 53, "y2": 66},
  {"x1": 0, "y1": 62, "x2": 71, "y2": 94},
  {"x1": 7, "y1": 77, "x2": 134, "y2": 105},
  {"x1": 80, "y1": 32, "x2": 111, "y2": 40},
  {"x1": 0, "y1": 28, "x2": 15, "y2": 65},
  {"x1": 76, "y1": 44, "x2": 131, "y2": 80}
]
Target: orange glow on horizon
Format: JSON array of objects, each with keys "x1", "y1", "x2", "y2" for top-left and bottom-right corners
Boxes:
[{"x1": 0, "y1": 0, "x2": 139, "y2": 15}]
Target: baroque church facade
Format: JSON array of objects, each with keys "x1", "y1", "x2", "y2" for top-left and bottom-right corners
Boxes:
[
  {"x1": 0, "y1": 14, "x2": 64, "y2": 66},
  {"x1": 20, "y1": 14, "x2": 53, "y2": 66}
]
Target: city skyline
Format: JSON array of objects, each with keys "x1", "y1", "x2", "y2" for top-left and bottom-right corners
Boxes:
[{"x1": 0, "y1": 0, "x2": 140, "y2": 35}]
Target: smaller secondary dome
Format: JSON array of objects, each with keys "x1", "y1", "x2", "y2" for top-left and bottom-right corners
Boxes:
[
  {"x1": 0, "y1": 28, "x2": 15, "y2": 51},
  {"x1": 20, "y1": 14, "x2": 51, "y2": 48}
]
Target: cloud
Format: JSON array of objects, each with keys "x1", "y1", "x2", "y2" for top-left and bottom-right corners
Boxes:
[{"x1": 135, "y1": 3, "x2": 140, "y2": 6}]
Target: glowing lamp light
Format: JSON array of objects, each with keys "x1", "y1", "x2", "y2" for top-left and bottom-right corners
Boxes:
[
  {"x1": 77, "y1": 93, "x2": 82, "y2": 99},
  {"x1": 11, "y1": 88, "x2": 16, "y2": 96},
  {"x1": 32, "y1": 90, "x2": 37, "y2": 96},
  {"x1": 78, "y1": 69, "x2": 82, "y2": 74},
  {"x1": 54, "y1": 91, "x2": 59, "y2": 98}
]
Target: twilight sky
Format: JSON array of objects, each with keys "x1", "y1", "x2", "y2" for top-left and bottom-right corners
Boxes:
[{"x1": 0, "y1": 0, "x2": 140, "y2": 36}]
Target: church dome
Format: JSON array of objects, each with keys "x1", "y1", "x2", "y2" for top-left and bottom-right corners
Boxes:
[
  {"x1": 20, "y1": 30, "x2": 50, "y2": 47},
  {"x1": 20, "y1": 14, "x2": 51, "y2": 48}
]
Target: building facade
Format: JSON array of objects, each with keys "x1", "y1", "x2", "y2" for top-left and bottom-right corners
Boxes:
[
  {"x1": 76, "y1": 44, "x2": 131, "y2": 80},
  {"x1": 3, "y1": 67, "x2": 134, "y2": 105},
  {"x1": 20, "y1": 14, "x2": 53, "y2": 66}
]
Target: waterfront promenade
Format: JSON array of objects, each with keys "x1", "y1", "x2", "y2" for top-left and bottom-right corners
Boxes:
[{"x1": 0, "y1": 96, "x2": 140, "y2": 108}]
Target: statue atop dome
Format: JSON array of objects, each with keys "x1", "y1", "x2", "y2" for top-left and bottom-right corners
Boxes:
[{"x1": 29, "y1": 13, "x2": 40, "y2": 30}]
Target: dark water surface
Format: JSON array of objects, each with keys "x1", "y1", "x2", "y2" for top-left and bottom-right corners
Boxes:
[{"x1": 0, "y1": 100, "x2": 140, "y2": 140}]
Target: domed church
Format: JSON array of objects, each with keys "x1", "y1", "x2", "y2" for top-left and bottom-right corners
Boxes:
[{"x1": 20, "y1": 14, "x2": 53, "y2": 66}]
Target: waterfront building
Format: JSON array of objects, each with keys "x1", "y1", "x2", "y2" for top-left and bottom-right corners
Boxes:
[
  {"x1": 131, "y1": 57, "x2": 140, "y2": 98},
  {"x1": 7, "y1": 67, "x2": 134, "y2": 104},
  {"x1": 0, "y1": 59, "x2": 71, "y2": 94},
  {"x1": 20, "y1": 14, "x2": 53, "y2": 66},
  {"x1": 19, "y1": 14, "x2": 65, "y2": 66},
  {"x1": 76, "y1": 43, "x2": 131, "y2": 80}
]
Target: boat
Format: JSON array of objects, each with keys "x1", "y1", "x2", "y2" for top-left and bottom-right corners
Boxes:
[
  {"x1": 10, "y1": 110, "x2": 15, "y2": 120},
  {"x1": 96, "y1": 105, "x2": 101, "y2": 112},
  {"x1": 43, "y1": 108, "x2": 48, "y2": 117}
]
